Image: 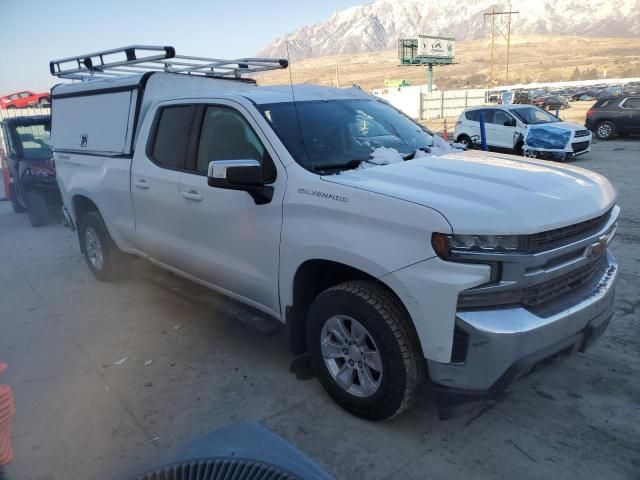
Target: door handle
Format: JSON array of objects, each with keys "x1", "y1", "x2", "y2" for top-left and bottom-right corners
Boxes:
[
  {"x1": 134, "y1": 179, "x2": 150, "y2": 190},
  {"x1": 181, "y1": 190, "x2": 203, "y2": 201}
]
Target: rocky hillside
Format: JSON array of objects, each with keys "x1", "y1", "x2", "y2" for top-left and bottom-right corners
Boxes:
[{"x1": 258, "y1": 0, "x2": 640, "y2": 60}]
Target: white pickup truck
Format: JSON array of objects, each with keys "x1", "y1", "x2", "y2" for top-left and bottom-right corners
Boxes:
[{"x1": 50, "y1": 46, "x2": 619, "y2": 420}]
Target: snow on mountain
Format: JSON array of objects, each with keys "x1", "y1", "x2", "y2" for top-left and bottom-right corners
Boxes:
[{"x1": 258, "y1": 0, "x2": 640, "y2": 60}]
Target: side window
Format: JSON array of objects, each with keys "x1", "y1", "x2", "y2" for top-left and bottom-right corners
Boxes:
[
  {"x1": 465, "y1": 110, "x2": 479, "y2": 121},
  {"x1": 196, "y1": 106, "x2": 276, "y2": 182},
  {"x1": 481, "y1": 109, "x2": 495, "y2": 123},
  {"x1": 492, "y1": 110, "x2": 513, "y2": 126},
  {"x1": 623, "y1": 97, "x2": 640, "y2": 109},
  {"x1": 149, "y1": 105, "x2": 195, "y2": 170}
]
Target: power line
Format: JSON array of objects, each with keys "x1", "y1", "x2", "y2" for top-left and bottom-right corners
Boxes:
[{"x1": 483, "y1": 4, "x2": 519, "y2": 86}]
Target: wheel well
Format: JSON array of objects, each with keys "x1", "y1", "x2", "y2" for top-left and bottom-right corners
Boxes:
[
  {"x1": 72, "y1": 196, "x2": 99, "y2": 253},
  {"x1": 286, "y1": 260, "x2": 392, "y2": 356}
]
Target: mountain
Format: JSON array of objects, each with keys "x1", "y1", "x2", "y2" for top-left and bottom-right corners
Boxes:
[{"x1": 257, "y1": 0, "x2": 640, "y2": 60}]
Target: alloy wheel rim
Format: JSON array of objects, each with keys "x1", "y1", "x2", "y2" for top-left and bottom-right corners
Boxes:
[
  {"x1": 320, "y1": 315, "x2": 383, "y2": 397},
  {"x1": 85, "y1": 227, "x2": 104, "y2": 270},
  {"x1": 598, "y1": 124, "x2": 611, "y2": 137}
]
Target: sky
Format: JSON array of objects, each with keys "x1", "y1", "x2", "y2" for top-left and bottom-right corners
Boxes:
[{"x1": 0, "y1": 0, "x2": 365, "y2": 94}]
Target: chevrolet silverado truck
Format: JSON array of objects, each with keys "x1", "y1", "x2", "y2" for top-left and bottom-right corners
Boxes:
[{"x1": 50, "y1": 46, "x2": 619, "y2": 420}]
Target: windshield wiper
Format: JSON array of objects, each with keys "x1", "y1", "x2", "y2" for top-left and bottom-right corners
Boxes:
[
  {"x1": 312, "y1": 159, "x2": 366, "y2": 172},
  {"x1": 402, "y1": 146, "x2": 431, "y2": 160}
]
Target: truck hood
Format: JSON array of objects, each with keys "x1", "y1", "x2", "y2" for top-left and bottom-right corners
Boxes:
[{"x1": 323, "y1": 150, "x2": 616, "y2": 235}]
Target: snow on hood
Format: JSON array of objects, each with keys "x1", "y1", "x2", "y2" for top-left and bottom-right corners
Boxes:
[{"x1": 357, "y1": 136, "x2": 463, "y2": 170}]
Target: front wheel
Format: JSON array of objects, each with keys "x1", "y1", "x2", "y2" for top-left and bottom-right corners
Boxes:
[
  {"x1": 9, "y1": 185, "x2": 26, "y2": 213},
  {"x1": 456, "y1": 134, "x2": 472, "y2": 149},
  {"x1": 25, "y1": 190, "x2": 49, "y2": 226},
  {"x1": 79, "y1": 211, "x2": 128, "y2": 281},
  {"x1": 595, "y1": 121, "x2": 615, "y2": 140},
  {"x1": 307, "y1": 281, "x2": 425, "y2": 420}
]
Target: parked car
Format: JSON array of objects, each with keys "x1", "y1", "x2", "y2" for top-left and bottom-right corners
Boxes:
[
  {"x1": 0, "y1": 91, "x2": 50, "y2": 109},
  {"x1": 571, "y1": 90, "x2": 598, "y2": 102},
  {"x1": 0, "y1": 115, "x2": 61, "y2": 226},
  {"x1": 454, "y1": 105, "x2": 592, "y2": 158},
  {"x1": 533, "y1": 95, "x2": 570, "y2": 111},
  {"x1": 512, "y1": 91, "x2": 532, "y2": 104},
  {"x1": 585, "y1": 95, "x2": 640, "y2": 140},
  {"x1": 51, "y1": 46, "x2": 618, "y2": 421}
]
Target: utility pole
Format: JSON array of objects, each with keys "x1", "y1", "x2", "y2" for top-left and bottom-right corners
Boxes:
[{"x1": 483, "y1": 4, "x2": 519, "y2": 87}]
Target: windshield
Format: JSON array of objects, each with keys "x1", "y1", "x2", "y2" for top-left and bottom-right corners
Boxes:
[
  {"x1": 15, "y1": 123, "x2": 52, "y2": 159},
  {"x1": 257, "y1": 99, "x2": 433, "y2": 171},
  {"x1": 510, "y1": 106, "x2": 560, "y2": 125}
]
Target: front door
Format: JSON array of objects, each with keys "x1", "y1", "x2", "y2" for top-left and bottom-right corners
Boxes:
[
  {"x1": 176, "y1": 101, "x2": 284, "y2": 316},
  {"x1": 486, "y1": 109, "x2": 517, "y2": 149}
]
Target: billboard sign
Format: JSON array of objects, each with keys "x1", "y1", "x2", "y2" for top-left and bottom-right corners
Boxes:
[{"x1": 417, "y1": 35, "x2": 455, "y2": 59}]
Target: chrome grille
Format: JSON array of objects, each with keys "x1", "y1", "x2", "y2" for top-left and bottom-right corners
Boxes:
[
  {"x1": 527, "y1": 210, "x2": 611, "y2": 250},
  {"x1": 521, "y1": 254, "x2": 606, "y2": 307}
]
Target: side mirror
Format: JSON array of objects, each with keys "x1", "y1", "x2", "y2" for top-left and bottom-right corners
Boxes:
[
  {"x1": 207, "y1": 159, "x2": 273, "y2": 205},
  {"x1": 503, "y1": 120, "x2": 515, "y2": 127}
]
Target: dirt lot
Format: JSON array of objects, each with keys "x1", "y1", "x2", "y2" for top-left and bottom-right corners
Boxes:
[{"x1": 0, "y1": 140, "x2": 639, "y2": 480}]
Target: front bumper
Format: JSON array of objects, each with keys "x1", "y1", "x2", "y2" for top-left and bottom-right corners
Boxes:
[{"x1": 430, "y1": 250, "x2": 617, "y2": 417}]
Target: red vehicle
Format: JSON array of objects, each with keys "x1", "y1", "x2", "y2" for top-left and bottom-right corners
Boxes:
[{"x1": 0, "y1": 90, "x2": 50, "y2": 109}]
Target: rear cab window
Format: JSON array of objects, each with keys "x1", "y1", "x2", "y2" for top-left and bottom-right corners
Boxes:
[{"x1": 148, "y1": 105, "x2": 197, "y2": 170}]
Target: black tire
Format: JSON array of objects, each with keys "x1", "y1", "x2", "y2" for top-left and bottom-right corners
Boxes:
[
  {"x1": 6, "y1": 105, "x2": 16, "y2": 110},
  {"x1": 9, "y1": 184, "x2": 26, "y2": 213},
  {"x1": 456, "y1": 134, "x2": 472, "y2": 149},
  {"x1": 78, "y1": 211, "x2": 128, "y2": 281},
  {"x1": 25, "y1": 190, "x2": 49, "y2": 227},
  {"x1": 595, "y1": 120, "x2": 615, "y2": 140},
  {"x1": 306, "y1": 280, "x2": 425, "y2": 420},
  {"x1": 38, "y1": 98, "x2": 49, "y2": 107},
  {"x1": 514, "y1": 140, "x2": 524, "y2": 156}
]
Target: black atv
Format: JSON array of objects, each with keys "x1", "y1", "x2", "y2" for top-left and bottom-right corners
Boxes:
[{"x1": 1, "y1": 115, "x2": 61, "y2": 226}]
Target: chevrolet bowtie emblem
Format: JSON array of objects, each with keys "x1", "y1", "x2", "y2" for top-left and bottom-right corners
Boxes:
[{"x1": 584, "y1": 234, "x2": 608, "y2": 260}]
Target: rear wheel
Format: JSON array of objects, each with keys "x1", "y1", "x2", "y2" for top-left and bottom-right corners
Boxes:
[
  {"x1": 595, "y1": 121, "x2": 615, "y2": 140},
  {"x1": 307, "y1": 280, "x2": 425, "y2": 420},
  {"x1": 9, "y1": 185, "x2": 26, "y2": 213},
  {"x1": 25, "y1": 190, "x2": 49, "y2": 227},
  {"x1": 79, "y1": 211, "x2": 128, "y2": 281},
  {"x1": 38, "y1": 98, "x2": 49, "y2": 107}
]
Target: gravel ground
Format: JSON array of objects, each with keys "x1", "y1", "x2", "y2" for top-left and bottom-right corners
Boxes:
[{"x1": 0, "y1": 139, "x2": 638, "y2": 480}]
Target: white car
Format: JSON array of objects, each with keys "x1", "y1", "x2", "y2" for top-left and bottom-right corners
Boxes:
[
  {"x1": 454, "y1": 105, "x2": 592, "y2": 158},
  {"x1": 51, "y1": 46, "x2": 617, "y2": 421}
]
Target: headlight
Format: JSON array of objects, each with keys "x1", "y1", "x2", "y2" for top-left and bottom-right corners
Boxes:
[{"x1": 432, "y1": 233, "x2": 525, "y2": 257}]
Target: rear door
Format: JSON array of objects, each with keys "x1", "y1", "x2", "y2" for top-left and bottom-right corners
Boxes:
[
  {"x1": 130, "y1": 103, "x2": 196, "y2": 266},
  {"x1": 620, "y1": 97, "x2": 640, "y2": 132},
  {"x1": 459, "y1": 109, "x2": 481, "y2": 140}
]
